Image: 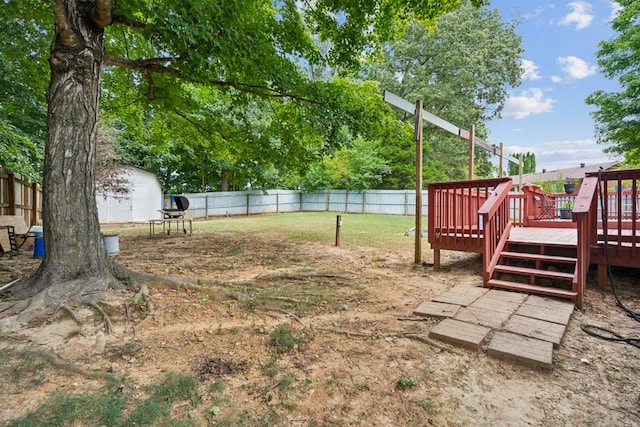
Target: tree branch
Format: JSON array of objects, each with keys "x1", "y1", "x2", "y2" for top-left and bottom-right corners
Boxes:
[
  {"x1": 111, "y1": 13, "x2": 147, "y2": 29},
  {"x1": 52, "y1": 0, "x2": 78, "y2": 47},
  {"x1": 103, "y1": 54, "x2": 321, "y2": 104},
  {"x1": 103, "y1": 54, "x2": 176, "y2": 69},
  {"x1": 92, "y1": 0, "x2": 112, "y2": 29}
]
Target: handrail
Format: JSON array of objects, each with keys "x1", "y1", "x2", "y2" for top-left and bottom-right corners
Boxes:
[
  {"x1": 573, "y1": 176, "x2": 599, "y2": 309},
  {"x1": 427, "y1": 177, "x2": 510, "y2": 269},
  {"x1": 478, "y1": 180, "x2": 513, "y2": 283}
]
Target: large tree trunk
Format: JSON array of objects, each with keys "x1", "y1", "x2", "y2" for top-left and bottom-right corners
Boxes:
[{"x1": 12, "y1": 0, "x2": 117, "y2": 302}]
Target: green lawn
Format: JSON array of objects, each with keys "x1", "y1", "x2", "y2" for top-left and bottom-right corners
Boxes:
[{"x1": 118, "y1": 212, "x2": 419, "y2": 251}]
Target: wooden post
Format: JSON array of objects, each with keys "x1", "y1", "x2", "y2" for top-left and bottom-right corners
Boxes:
[
  {"x1": 246, "y1": 193, "x2": 250, "y2": 216},
  {"x1": 7, "y1": 173, "x2": 16, "y2": 215},
  {"x1": 31, "y1": 182, "x2": 38, "y2": 225},
  {"x1": 499, "y1": 142, "x2": 504, "y2": 178},
  {"x1": 205, "y1": 194, "x2": 209, "y2": 220},
  {"x1": 335, "y1": 215, "x2": 342, "y2": 246},
  {"x1": 519, "y1": 156, "x2": 524, "y2": 189},
  {"x1": 468, "y1": 124, "x2": 475, "y2": 180},
  {"x1": 414, "y1": 100, "x2": 424, "y2": 265}
]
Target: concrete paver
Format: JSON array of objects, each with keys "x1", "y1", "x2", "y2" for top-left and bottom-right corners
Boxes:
[
  {"x1": 429, "y1": 318, "x2": 491, "y2": 350},
  {"x1": 487, "y1": 331, "x2": 553, "y2": 369},
  {"x1": 454, "y1": 306, "x2": 512, "y2": 328},
  {"x1": 517, "y1": 295, "x2": 574, "y2": 325},
  {"x1": 432, "y1": 285, "x2": 488, "y2": 306},
  {"x1": 413, "y1": 301, "x2": 460, "y2": 318},
  {"x1": 503, "y1": 314, "x2": 567, "y2": 348}
]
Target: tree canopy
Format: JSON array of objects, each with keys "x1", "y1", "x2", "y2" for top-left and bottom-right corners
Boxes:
[
  {"x1": 368, "y1": 0, "x2": 522, "y2": 182},
  {"x1": 585, "y1": 0, "x2": 640, "y2": 165}
]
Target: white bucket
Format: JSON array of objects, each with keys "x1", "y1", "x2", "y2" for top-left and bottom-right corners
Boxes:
[{"x1": 103, "y1": 235, "x2": 120, "y2": 256}]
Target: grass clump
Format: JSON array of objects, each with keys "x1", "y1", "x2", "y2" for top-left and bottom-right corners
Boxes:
[
  {"x1": 267, "y1": 323, "x2": 302, "y2": 355},
  {"x1": 395, "y1": 374, "x2": 417, "y2": 390}
]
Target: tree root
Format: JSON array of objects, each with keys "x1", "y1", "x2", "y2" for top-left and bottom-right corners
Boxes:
[
  {"x1": 14, "y1": 348, "x2": 117, "y2": 381},
  {"x1": 403, "y1": 334, "x2": 466, "y2": 355},
  {"x1": 263, "y1": 307, "x2": 306, "y2": 326},
  {"x1": 56, "y1": 304, "x2": 83, "y2": 327},
  {"x1": 89, "y1": 302, "x2": 114, "y2": 335}
]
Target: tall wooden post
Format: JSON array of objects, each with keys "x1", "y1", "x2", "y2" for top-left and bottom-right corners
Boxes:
[
  {"x1": 519, "y1": 156, "x2": 524, "y2": 189},
  {"x1": 414, "y1": 101, "x2": 424, "y2": 265},
  {"x1": 468, "y1": 124, "x2": 475, "y2": 180},
  {"x1": 499, "y1": 142, "x2": 504, "y2": 177},
  {"x1": 7, "y1": 173, "x2": 16, "y2": 215}
]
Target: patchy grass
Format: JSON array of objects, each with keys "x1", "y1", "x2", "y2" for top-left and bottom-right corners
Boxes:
[{"x1": 6, "y1": 373, "x2": 199, "y2": 427}]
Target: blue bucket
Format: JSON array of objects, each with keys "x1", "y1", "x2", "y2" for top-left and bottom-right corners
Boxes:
[{"x1": 33, "y1": 237, "x2": 44, "y2": 258}]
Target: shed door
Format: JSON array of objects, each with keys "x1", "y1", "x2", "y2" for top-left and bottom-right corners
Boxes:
[{"x1": 132, "y1": 185, "x2": 149, "y2": 221}]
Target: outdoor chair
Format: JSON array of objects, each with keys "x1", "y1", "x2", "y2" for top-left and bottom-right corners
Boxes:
[
  {"x1": 0, "y1": 215, "x2": 39, "y2": 257},
  {"x1": 533, "y1": 193, "x2": 555, "y2": 220},
  {"x1": 159, "y1": 195, "x2": 190, "y2": 219}
]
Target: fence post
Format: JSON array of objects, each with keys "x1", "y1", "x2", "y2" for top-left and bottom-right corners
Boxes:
[
  {"x1": 31, "y1": 182, "x2": 38, "y2": 225},
  {"x1": 299, "y1": 191, "x2": 303, "y2": 212},
  {"x1": 362, "y1": 191, "x2": 366, "y2": 214},
  {"x1": 345, "y1": 190, "x2": 349, "y2": 213},
  {"x1": 326, "y1": 191, "x2": 330, "y2": 212},
  {"x1": 246, "y1": 193, "x2": 250, "y2": 216},
  {"x1": 7, "y1": 173, "x2": 16, "y2": 215},
  {"x1": 276, "y1": 192, "x2": 279, "y2": 214}
]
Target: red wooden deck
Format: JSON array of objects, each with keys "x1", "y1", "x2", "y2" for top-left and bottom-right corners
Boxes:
[{"x1": 427, "y1": 168, "x2": 640, "y2": 308}]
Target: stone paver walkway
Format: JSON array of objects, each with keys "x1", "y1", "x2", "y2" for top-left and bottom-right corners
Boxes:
[{"x1": 414, "y1": 285, "x2": 575, "y2": 369}]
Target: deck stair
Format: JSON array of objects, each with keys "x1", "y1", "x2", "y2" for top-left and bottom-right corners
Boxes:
[{"x1": 487, "y1": 238, "x2": 578, "y2": 303}]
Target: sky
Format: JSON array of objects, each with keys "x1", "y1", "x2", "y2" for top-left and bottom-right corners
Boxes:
[{"x1": 486, "y1": 0, "x2": 622, "y2": 173}]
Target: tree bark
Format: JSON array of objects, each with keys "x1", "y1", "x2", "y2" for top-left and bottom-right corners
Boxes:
[{"x1": 12, "y1": 0, "x2": 117, "y2": 302}]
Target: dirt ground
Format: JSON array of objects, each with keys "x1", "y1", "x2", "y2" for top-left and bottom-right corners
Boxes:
[{"x1": 0, "y1": 223, "x2": 639, "y2": 426}]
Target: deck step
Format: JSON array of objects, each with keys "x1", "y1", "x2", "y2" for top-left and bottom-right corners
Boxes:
[
  {"x1": 500, "y1": 251, "x2": 577, "y2": 264},
  {"x1": 487, "y1": 279, "x2": 578, "y2": 299},
  {"x1": 494, "y1": 265, "x2": 574, "y2": 280}
]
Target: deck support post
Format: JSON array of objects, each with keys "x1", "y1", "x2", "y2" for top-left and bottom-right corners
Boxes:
[{"x1": 597, "y1": 264, "x2": 608, "y2": 289}]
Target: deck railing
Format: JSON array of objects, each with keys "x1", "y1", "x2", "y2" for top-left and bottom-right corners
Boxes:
[
  {"x1": 478, "y1": 180, "x2": 514, "y2": 283},
  {"x1": 573, "y1": 176, "x2": 599, "y2": 308},
  {"x1": 427, "y1": 177, "x2": 511, "y2": 268},
  {"x1": 586, "y1": 169, "x2": 640, "y2": 284}
]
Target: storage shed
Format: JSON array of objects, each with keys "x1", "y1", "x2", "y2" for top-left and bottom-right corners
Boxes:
[{"x1": 96, "y1": 166, "x2": 163, "y2": 223}]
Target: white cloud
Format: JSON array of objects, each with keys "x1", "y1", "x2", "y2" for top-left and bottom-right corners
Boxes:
[
  {"x1": 551, "y1": 75, "x2": 562, "y2": 83},
  {"x1": 559, "y1": 1, "x2": 594, "y2": 30},
  {"x1": 502, "y1": 88, "x2": 556, "y2": 119},
  {"x1": 608, "y1": 1, "x2": 622, "y2": 22},
  {"x1": 523, "y1": 7, "x2": 544, "y2": 20},
  {"x1": 535, "y1": 139, "x2": 615, "y2": 170},
  {"x1": 522, "y1": 59, "x2": 542, "y2": 80},
  {"x1": 557, "y1": 56, "x2": 597, "y2": 80}
]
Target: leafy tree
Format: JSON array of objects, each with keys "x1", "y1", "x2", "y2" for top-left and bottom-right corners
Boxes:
[
  {"x1": 369, "y1": 0, "x2": 522, "y2": 181},
  {"x1": 302, "y1": 137, "x2": 391, "y2": 190},
  {"x1": 585, "y1": 0, "x2": 639, "y2": 164},
  {"x1": 1, "y1": 0, "x2": 483, "y2": 317},
  {"x1": 508, "y1": 152, "x2": 536, "y2": 175},
  {"x1": 0, "y1": 8, "x2": 50, "y2": 180}
]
